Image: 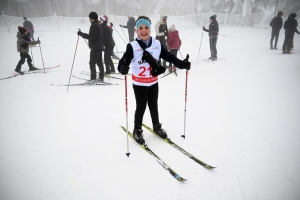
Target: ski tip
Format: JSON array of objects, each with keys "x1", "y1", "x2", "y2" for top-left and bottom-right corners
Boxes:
[
  {"x1": 126, "y1": 153, "x2": 130, "y2": 157},
  {"x1": 205, "y1": 165, "x2": 217, "y2": 169},
  {"x1": 181, "y1": 135, "x2": 186, "y2": 139}
]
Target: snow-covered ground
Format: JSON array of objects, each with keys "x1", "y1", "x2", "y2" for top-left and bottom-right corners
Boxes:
[{"x1": 0, "y1": 16, "x2": 300, "y2": 200}]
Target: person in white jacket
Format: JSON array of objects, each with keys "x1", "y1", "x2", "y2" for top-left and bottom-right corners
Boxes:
[{"x1": 155, "y1": 14, "x2": 168, "y2": 67}]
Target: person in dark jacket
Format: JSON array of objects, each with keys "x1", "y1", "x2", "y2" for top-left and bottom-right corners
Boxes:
[
  {"x1": 270, "y1": 11, "x2": 283, "y2": 49},
  {"x1": 119, "y1": 14, "x2": 136, "y2": 42},
  {"x1": 282, "y1": 13, "x2": 299, "y2": 54},
  {"x1": 103, "y1": 14, "x2": 120, "y2": 60},
  {"x1": 203, "y1": 15, "x2": 219, "y2": 60},
  {"x1": 117, "y1": 15, "x2": 191, "y2": 145},
  {"x1": 99, "y1": 16, "x2": 115, "y2": 74},
  {"x1": 166, "y1": 24, "x2": 182, "y2": 72},
  {"x1": 15, "y1": 26, "x2": 40, "y2": 73},
  {"x1": 77, "y1": 12, "x2": 104, "y2": 83},
  {"x1": 23, "y1": 17, "x2": 35, "y2": 41},
  {"x1": 155, "y1": 14, "x2": 169, "y2": 67}
]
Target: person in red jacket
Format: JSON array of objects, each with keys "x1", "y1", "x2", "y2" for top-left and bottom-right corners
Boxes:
[{"x1": 166, "y1": 24, "x2": 182, "y2": 72}]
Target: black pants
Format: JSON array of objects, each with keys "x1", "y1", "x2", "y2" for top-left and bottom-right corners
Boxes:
[
  {"x1": 90, "y1": 48, "x2": 104, "y2": 80},
  {"x1": 29, "y1": 31, "x2": 35, "y2": 41},
  {"x1": 209, "y1": 36, "x2": 218, "y2": 58},
  {"x1": 16, "y1": 53, "x2": 33, "y2": 70},
  {"x1": 270, "y1": 30, "x2": 280, "y2": 48},
  {"x1": 133, "y1": 83, "x2": 159, "y2": 130},
  {"x1": 129, "y1": 31, "x2": 134, "y2": 42},
  {"x1": 282, "y1": 33, "x2": 294, "y2": 52},
  {"x1": 104, "y1": 45, "x2": 115, "y2": 73},
  {"x1": 169, "y1": 49, "x2": 179, "y2": 69}
]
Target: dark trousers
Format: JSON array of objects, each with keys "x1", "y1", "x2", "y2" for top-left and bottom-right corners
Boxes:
[
  {"x1": 129, "y1": 31, "x2": 134, "y2": 42},
  {"x1": 209, "y1": 36, "x2": 218, "y2": 58},
  {"x1": 29, "y1": 31, "x2": 35, "y2": 41},
  {"x1": 16, "y1": 53, "x2": 33, "y2": 70},
  {"x1": 169, "y1": 49, "x2": 179, "y2": 69},
  {"x1": 104, "y1": 45, "x2": 115, "y2": 73},
  {"x1": 282, "y1": 33, "x2": 294, "y2": 52},
  {"x1": 133, "y1": 83, "x2": 159, "y2": 130},
  {"x1": 270, "y1": 30, "x2": 280, "y2": 48},
  {"x1": 90, "y1": 48, "x2": 104, "y2": 80}
]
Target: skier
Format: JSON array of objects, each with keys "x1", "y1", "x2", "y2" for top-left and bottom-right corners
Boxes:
[
  {"x1": 99, "y1": 16, "x2": 115, "y2": 74},
  {"x1": 23, "y1": 17, "x2": 35, "y2": 41},
  {"x1": 119, "y1": 14, "x2": 136, "y2": 42},
  {"x1": 166, "y1": 24, "x2": 182, "y2": 73},
  {"x1": 270, "y1": 11, "x2": 283, "y2": 50},
  {"x1": 103, "y1": 14, "x2": 120, "y2": 60},
  {"x1": 282, "y1": 13, "x2": 299, "y2": 54},
  {"x1": 117, "y1": 15, "x2": 191, "y2": 145},
  {"x1": 155, "y1": 14, "x2": 169, "y2": 67},
  {"x1": 203, "y1": 15, "x2": 219, "y2": 60},
  {"x1": 15, "y1": 26, "x2": 40, "y2": 74},
  {"x1": 77, "y1": 12, "x2": 104, "y2": 83}
]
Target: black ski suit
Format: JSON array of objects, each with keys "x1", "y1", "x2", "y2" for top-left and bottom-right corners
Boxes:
[
  {"x1": 270, "y1": 13, "x2": 283, "y2": 49},
  {"x1": 282, "y1": 15, "x2": 299, "y2": 53},
  {"x1": 203, "y1": 19, "x2": 219, "y2": 59}
]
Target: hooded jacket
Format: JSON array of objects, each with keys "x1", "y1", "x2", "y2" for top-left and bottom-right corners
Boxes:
[
  {"x1": 203, "y1": 18, "x2": 219, "y2": 37},
  {"x1": 284, "y1": 15, "x2": 299, "y2": 35},
  {"x1": 270, "y1": 12, "x2": 283, "y2": 31},
  {"x1": 16, "y1": 32, "x2": 39, "y2": 53},
  {"x1": 166, "y1": 30, "x2": 181, "y2": 50},
  {"x1": 101, "y1": 21, "x2": 115, "y2": 47}
]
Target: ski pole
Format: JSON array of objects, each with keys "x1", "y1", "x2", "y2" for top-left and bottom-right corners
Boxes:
[
  {"x1": 37, "y1": 37, "x2": 46, "y2": 73},
  {"x1": 179, "y1": 50, "x2": 183, "y2": 59},
  {"x1": 124, "y1": 57, "x2": 130, "y2": 157},
  {"x1": 29, "y1": 45, "x2": 34, "y2": 66},
  {"x1": 78, "y1": 28, "x2": 89, "y2": 47},
  {"x1": 67, "y1": 35, "x2": 80, "y2": 92},
  {"x1": 113, "y1": 26, "x2": 127, "y2": 45},
  {"x1": 197, "y1": 31, "x2": 204, "y2": 60},
  {"x1": 112, "y1": 32, "x2": 120, "y2": 58},
  {"x1": 120, "y1": 26, "x2": 129, "y2": 43},
  {"x1": 182, "y1": 54, "x2": 189, "y2": 139}
]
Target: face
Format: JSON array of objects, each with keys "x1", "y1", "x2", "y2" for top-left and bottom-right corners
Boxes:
[
  {"x1": 137, "y1": 25, "x2": 151, "y2": 40},
  {"x1": 89, "y1": 18, "x2": 93, "y2": 23},
  {"x1": 209, "y1": 19, "x2": 212, "y2": 23},
  {"x1": 162, "y1": 18, "x2": 167, "y2": 24}
]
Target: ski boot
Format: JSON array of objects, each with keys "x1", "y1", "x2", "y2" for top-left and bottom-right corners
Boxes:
[
  {"x1": 29, "y1": 66, "x2": 38, "y2": 71},
  {"x1": 133, "y1": 129, "x2": 145, "y2": 144},
  {"x1": 15, "y1": 68, "x2": 24, "y2": 75},
  {"x1": 153, "y1": 123, "x2": 167, "y2": 139}
]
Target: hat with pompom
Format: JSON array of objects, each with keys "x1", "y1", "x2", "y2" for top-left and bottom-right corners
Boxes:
[{"x1": 169, "y1": 24, "x2": 176, "y2": 32}]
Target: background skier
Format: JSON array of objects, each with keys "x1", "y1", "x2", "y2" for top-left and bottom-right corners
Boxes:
[
  {"x1": 282, "y1": 13, "x2": 299, "y2": 54},
  {"x1": 270, "y1": 11, "x2": 283, "y2": 50},
  {"x1": 203, "y1": 15, "x2": 219, "y2": 60},
  {"x1": 119, "y1": 14, "x2": 136, "y2": 42},
  {"x1": 155, "y1": 14, "x2": 169, "y2": 67},
  {"x1": 166, "y1": 24, "x2": 182, "y2": 73},
  {"x1": 23, "y1": 17, "x2": 35, "y2": 41}
]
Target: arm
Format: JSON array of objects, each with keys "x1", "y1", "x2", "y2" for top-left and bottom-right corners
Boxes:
[
  {"x1": 160, "y1": 44, "x2": 183, "y2": 69},
  {"x1": 270, "y1": 19, "x2": 274, "y2": 27},
  {"x1": 118, "y1": 43, "x2": 134, "y2": 73}
]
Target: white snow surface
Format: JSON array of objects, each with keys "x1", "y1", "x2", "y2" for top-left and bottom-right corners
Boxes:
[{"x1": 0, "y1": 17, "x2": 300, "y2": 200}]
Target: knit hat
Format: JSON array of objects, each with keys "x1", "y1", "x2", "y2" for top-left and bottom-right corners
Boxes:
[
  {"x1": 99, "y1": 16, "x2": 106, "y2": 22},
  {"x1": 290, "y1": 13, "x2": 297, "y2": 18},
  {"x1": 209, "y1": 14, "x2": 217, "y2": 20},
  {"x1": 89, "y1": 12, "x2": 98, "y2": 21},
  {"x1": 277, "y1": 11, "x2": 283, "y2": 16},
  {"x1": 127, "y1": 14, "x2": 132, "y2": 17},
  {"x1": 18, "y1": 26, "x2": 27, "y2": 33},
  {"x1": 169, "y1": 24, "x2": 176, "y2": 32}
]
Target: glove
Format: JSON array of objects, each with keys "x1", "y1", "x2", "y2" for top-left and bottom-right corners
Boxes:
[
  {"x1": 182, "y1": 54, "x2": 191, "y2": 70},
  {"x1": 164, "y1": 31, "x2": 168, "y2": 36},
  {"x1": 119, "y1": 24, "x2": 123, "y2": 28},
  {"x1": 202, "y1": 26, "x2": 205, "y2": 31},
  {"x1": 120, "y1": 65, "x2": 130, "y2": 75},
  {"x1": 110, "y1": 22, "x2": 113, "y2": 27},
  {"x1": 152, "y1": 67, "x2": 166, "y2": 77},
  {"x1": 37, "y1": 40, "x2": 41, "y2": 44},
  {"x1": 77, "y1": 31, "x2": 82, "y2": 36}
]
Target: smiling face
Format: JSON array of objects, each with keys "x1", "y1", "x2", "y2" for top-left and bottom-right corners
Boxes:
[{"x1": 137, "y1": 25, "x2": 151, "y2": 40}]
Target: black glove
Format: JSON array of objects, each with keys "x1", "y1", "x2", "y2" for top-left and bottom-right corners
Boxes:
[
  {"x1": 202, "y1": 26, "x2": 205, "y2": 31},
  {"x1": 182, "y1": 54, "x2": 191, "y2": 70},
  {"x1": 120, "y1": 65, "x2": 129, "y2": 75},
  {"x1": 110, "y1": 22, "x2": 113, "y2": 27},
  {"x1": 152, "y1": 67, "x2": 166, "y2": 77},
  {"x1": 77, "y1": 31, "x2": 82, "y2": 36},
  {"x1": 119, "y1": 24, "x2": 123, "y2": 28}
]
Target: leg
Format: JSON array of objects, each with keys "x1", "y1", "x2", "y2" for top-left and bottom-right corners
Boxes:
[
  {"x1": 107, "y1": 45, "x2": 115, "y2": 72},
  {"x1": 133, "y1": 84, "x2": 149, "y2": 129},
  {"x1": 129, "y1": 31, "x2": 134, "y2": 42},
  {"x1": 209, "y1": 37, "x2": 213, "y2": 58},
  {"x1": 104, "y1": 47, "x2": 111, "y2": 74},
  {"x1": 89, "y1": 49, "x2": 98, "y2": 80},
  {"x1": 212, "y1": 37, "x2": 218, "y2": 59},
  {"x1": 96, "y1": 49, "x2": 105, "y2": 80},
  {"x1": 274, "y1": 31, "x2": 279, "y2": 48},
  {"x1": 31, "y1": 31, "x2": 35, "y2": 41},
  {"x1": 24, "y1": 53, "x2": 34, "y2": 69},
  {"x1": 270, "y1": 32, "x2": 275, "y2": 49},
  {"x1": 16, "y1": 53, "x2": 26, "y2": 70},
  {"x1": 147, "y1": 83, "x2": 160, "y2": 125}
]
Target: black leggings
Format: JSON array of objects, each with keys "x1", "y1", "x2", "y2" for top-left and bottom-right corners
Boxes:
[
  {"x1": 16, "y1": 53, "x2": 33, "y2": 70},
  {"x1": 133, "y1": 83, "x2": 159, "y2": 129}
]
